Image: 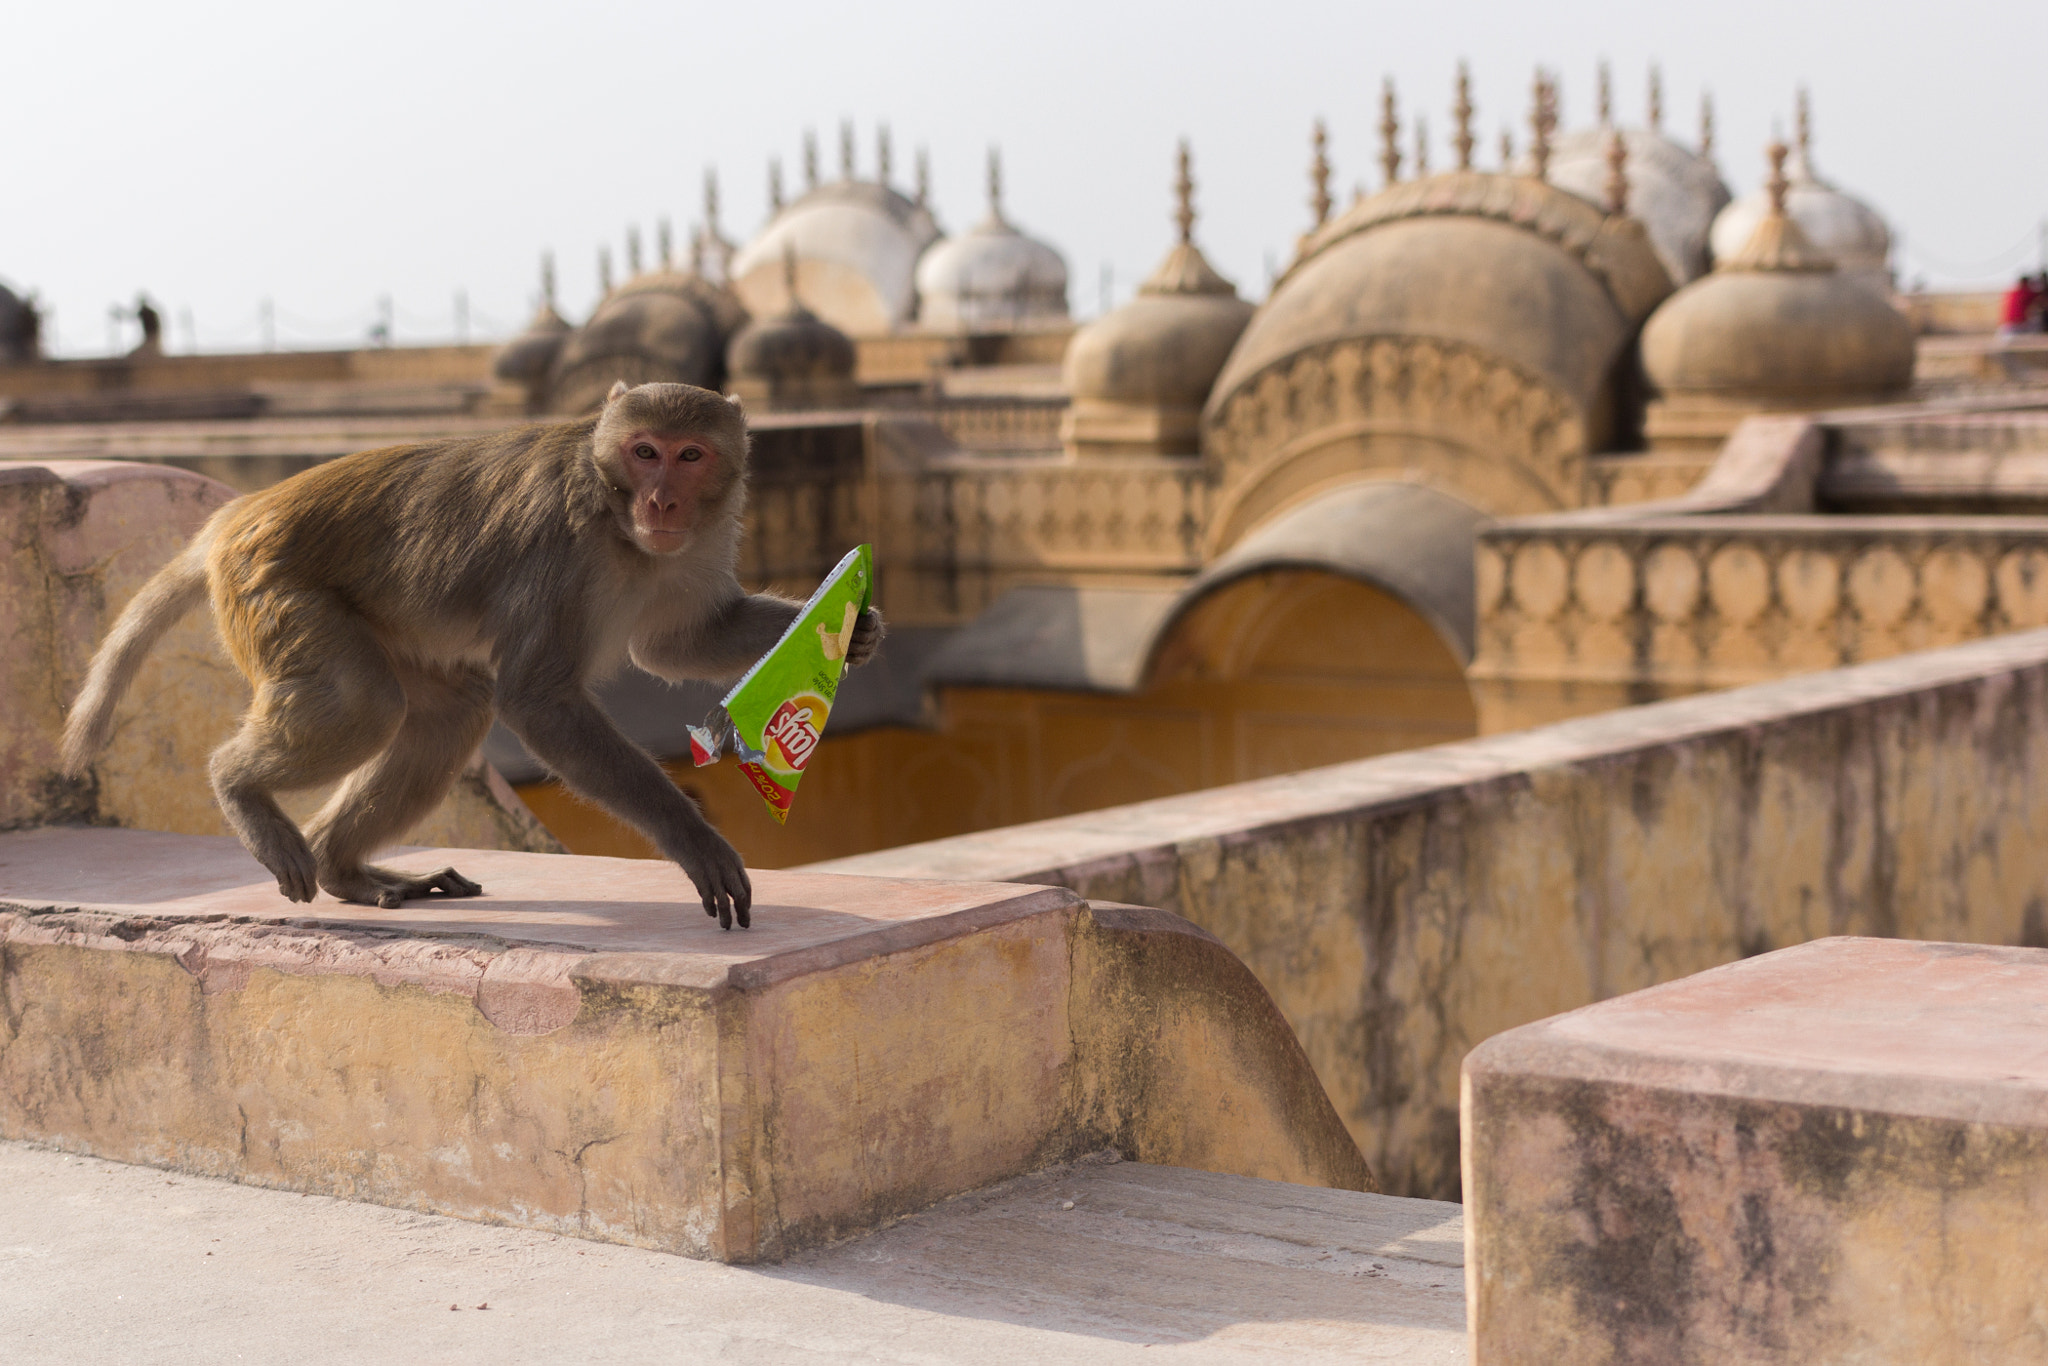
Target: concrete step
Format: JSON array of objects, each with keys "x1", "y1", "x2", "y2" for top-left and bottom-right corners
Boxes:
[
  {"x1": 0, "y1": 827, "x2": 1369, "y2": 1263},
  {"x1": 0, "y1": 1141, "x2": 1465, "y2": 1364}
]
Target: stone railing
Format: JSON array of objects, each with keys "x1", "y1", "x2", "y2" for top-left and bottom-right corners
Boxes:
[{"x1": 809, "y1": 630, "x2": 2048, "y2": 1199}]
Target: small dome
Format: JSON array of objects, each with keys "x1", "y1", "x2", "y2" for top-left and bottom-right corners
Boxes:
[
  {"x1": 492, "y1": 258, "x2": 575, "y2": 393},
  {"x1": 915, "y1": 151, "x2": 1069, "y2": 332},
  {"x1": 1644, "y1": 147, "x2": 1912, "y2": 403},
  {"x1": 730, "y1": 177, "x2": 941, "y2": 336},
  {"x1": 1546, "y1": 126, "x2": 1730, "y2": 283},
  {"x1": 546, "y1": 268, "x2": 747, "y2": 414},
  {"x1": 1709, "y1": 97, "x2": 1890, "y2": 293},
  {"x1": 729, "y1": 274, "x2": 856, "y2": 388}
]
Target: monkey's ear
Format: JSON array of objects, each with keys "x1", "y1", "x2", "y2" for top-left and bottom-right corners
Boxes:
[
  {"x1": 607, "y1": 380, "x2": 631, "y2": 403},
  {"x1": 724, "y1": 392, "x2": 745, "y2": 413}
]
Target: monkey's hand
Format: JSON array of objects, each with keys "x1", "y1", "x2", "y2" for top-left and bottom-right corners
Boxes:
[
  {"x1": 844, "y1": 606, "x2": 886, "y2": 668},
  {"x1": 668, "y1": 820, "x2": 754, "y2": 930}
]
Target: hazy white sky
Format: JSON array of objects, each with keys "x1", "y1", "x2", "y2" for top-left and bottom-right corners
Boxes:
[{"x1": 4, "y1": 0, "x2": 2043, "y2": 355}]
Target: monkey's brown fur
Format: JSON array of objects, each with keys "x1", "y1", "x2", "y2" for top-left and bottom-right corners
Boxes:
[{"x1": 62, "y1": 381, "x2": 881, "y2": 929}]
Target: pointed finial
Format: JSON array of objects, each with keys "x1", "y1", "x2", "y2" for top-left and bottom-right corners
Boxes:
[
  {"x1": 877, "y1": 125, "x2": 893, "y2": 184},
  {"x1": 782, "y1": 239, "x2": 800, "y2": 307},
  {"x1": 986, "y1": 146, "x2": 1004, "y2": 222},
  {"x1": 1648, "y1": 64, "x2": 1663, "y2": 131},
  {"x1": 1414, "y1": 116, "x2": 1430, "y2": 176},
  {"x1": 597, "y1": 245, "x2": 613, "y2": 295},
  {"x1": 1309, "y1": 119, "x2": 1333, "y2": 226},
  {"x1": 690, "y1": 229, "x2": 704, "y2": 275},
  {"x1": 626, "y1": 225, "x2": 642, "y2": 276},
  {"x1": 1766, "y1": 140, "x2": 1790, "y2": 216},
  {"x1": 1795, "y1": 86, "x2": 1813, "y2": 164},
  {"x1": 839, "y1": 121, "x2": 856, "y2": 180},
  {"x1": 1453, "y1": 64, "x2": 1476, "y2": 170},
  {"x1": 540, "y1": 251, "x2": 556, "y2": 308},
  {"x1": 1528, "y1": 70, "x2": 1554, "y2": 180},
  {"x1": 1174, "y1": 139, "x2": 1196, "y2": 246},
  {"x1": 1700, "y1": 91, "x2": 1716, "y2": 161},
  {"x1": 1499, "y1": 126, "x2": 1514, "y2": 170},
  {"x1": 1380, "y1": 78, "x2": 1403, "y2": 187},
  {"x1": 1597, "y1": 60, "x2": 1613, "y2": 126},
  {"x1": 657, "y1": 218, "x2": 673, "y2": 269},
  {"x1": 803, "y1": 131, "x2": 819, "y2": 190},
  {"x1": 915, "y1": 147, "x2": 931, "y2": 207},
  {"x1": 1603, "y1": 128, "x2": 1629, "y2": 215},
  {"x1": 769, "y1": 157, "x2": 784, "y2": 213},
  {"x1": 704, "y1": 169, "x2": 721, "y2": 232}
]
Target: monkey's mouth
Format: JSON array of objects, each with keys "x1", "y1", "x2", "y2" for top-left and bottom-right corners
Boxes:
[{"x1": 638, "y1": 526, "x2": 691, "y2": 554}]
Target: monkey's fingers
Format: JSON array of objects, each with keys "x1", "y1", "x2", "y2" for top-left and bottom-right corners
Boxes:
[{"x1": 845, "y1": 607, "x2": 887, "y2": 668}]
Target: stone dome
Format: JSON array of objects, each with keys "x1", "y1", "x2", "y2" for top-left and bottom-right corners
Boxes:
[
  {"x1": 492, "y1": 259, "x2": 574, "y2": 402},
  {"x1": 730, "y1": 180, "x2": 941, "y2": 337},
  {"x1": 1645, "y1": 203, "x2": 1912, "y2": 404},
  {"x1": 1546, "y1": 126, "x2": 1730, "y2": 283},
  {"x1": 726, "y1": 252, "x2": 857, "y2": 412},
  {"x1": 1709, "y1": 99, "x2": 1891, "y2": 294},
  {"x1": 1200, "y1": 171, "x2": 1674, "y2": 542},
  {"x1": 915, "y1": 154, "x2": 1068, "y2": 332},
  {"x1": 1061, "y1": 148, "x2": 1254, "y2": 459},
  {"x1": 546, "y1": 268, "x2": 748, "y2": 414}
]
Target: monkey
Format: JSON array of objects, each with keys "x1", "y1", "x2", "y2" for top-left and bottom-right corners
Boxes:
[{"x1": 61, "y1": 380, "x2": 882, "y2": 930}]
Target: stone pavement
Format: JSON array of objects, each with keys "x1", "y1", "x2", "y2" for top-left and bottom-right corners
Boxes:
[{"x1": 0, "y1": 1143, "x2": 1465, "y2": 1364}]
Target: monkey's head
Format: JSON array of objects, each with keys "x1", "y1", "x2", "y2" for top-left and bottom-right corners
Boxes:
[{"x1": 589, "y1": 381, "x2": 750, "y2": 556}]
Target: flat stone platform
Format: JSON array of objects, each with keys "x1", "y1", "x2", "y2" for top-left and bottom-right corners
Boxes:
[
  {"x1": 1464, "y1": 936, "x2": 2048, "y2": 1364},
  {"x1": 0, "y1": 827, "x2": 1369, "y2": 1264},
  {"x1": 0, "y1": 1142, "x2": 1464, "y2": 1363}
]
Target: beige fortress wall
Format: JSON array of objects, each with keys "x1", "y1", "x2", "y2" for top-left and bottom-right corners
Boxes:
[
  {"x1": 0, "y1": 461, "x2": 558, "y2": 854},
  {"x1": 813, "y1": 630, "x2": 2048, "y2": 1199}
]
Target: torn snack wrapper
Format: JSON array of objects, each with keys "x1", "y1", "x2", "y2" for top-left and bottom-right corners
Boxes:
[{"x1": 686, "y1": 544, "x2": 874, "y2": 824}]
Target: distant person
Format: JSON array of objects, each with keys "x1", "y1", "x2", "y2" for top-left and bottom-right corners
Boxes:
[{"x1": 1998, "y1": 273, "x2": 2042, "y2": 338}]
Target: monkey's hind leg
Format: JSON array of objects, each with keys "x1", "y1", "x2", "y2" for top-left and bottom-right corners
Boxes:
[
  {"x1": 210, "y1": 668, "x2": 407, "y2": 904},
  {"x1": 304, "y1": 665, "x2": 496, "y2": 909}
]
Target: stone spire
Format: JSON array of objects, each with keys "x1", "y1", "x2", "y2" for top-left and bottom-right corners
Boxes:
[
  {"x1": 657, "y1": 218, "x2": 673, "y2": 269},
  {"x1": 625, "y1": 225, "x2": 642, "y2": 276},
  {"x1": 769, "y1": 157, "x2": 784, "y2": 213},
  {"x1": 1648, "y1": 64, "x2": 1664, "y2": 132},
  {"x1": 704, "y1": 168, "x2": 722, "y2": 238},
  {"x1": 1380, "y1": 78, "x2": 1402, "y2": 187},
  {"x1": 1309, "y1": 119, "x2": 1333, "y2": 227},
  {"x1": 877, "y1": 124, "x2": 893, "y2": 185},
  {"x1": 1528, "y1": 70, "x2": 1556, "y2": 180},
  {"x1": 839, "y1": 121, "x2": 855, "y2": 180},
  {"x1": 985, "y1": 146, "x2": 1005, "y2": 225},
  {"x1": 540, "y1": 251, "x2": 558, "y2": 311},
  {"x1": 1597, "y1": 59, "x2": 1613, "y2": 126},
  {"x1": 1794, "y1": 86, "x2": 1816, "y2": 177},
  {"x1": 1174, "y1": 139, "x2": 1195, "y2": 245},
  {"x1": 803, "y1": 131, "x2": 819, "y2": 191},
  {"x1": 1700, "y1": 91, "x2": 1716, "y2": 162},
  {"x1": 915, "y1": 148, "x2": 931, "y2": 208},
  {"x1": 1603, "y1": 128, "x2": 1629, "y2": 215},
  {"x1": 597, "y1": 245, "x2": 612, "y2": 296},
  {"x1": 1414, "y1": 116, "x2": 1430, "y2": 176},
  {"x1": 1453, "y1": 64, "x2": 1476, "y2": 170},
  {"x1": 1499, "y1": 126, "x2": 1514, "y2": 170}
]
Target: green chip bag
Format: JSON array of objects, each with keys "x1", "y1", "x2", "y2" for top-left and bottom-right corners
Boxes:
[{"x1": 687, "y1": 545, "x2": 873, "y2": 824}]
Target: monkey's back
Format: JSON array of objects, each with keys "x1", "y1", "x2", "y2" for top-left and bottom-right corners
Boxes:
[{"x1": 205, "y1": 419, "x2": 611, "y2": 674}]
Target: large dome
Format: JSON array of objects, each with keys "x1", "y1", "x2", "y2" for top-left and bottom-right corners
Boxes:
[
  {"x1": 546, "y1": 269, "x2": 747, "y2": 414},
  {"x1": 915, "y1": 153, "x2": 1068, "y2": 332},
  {"x1": 1546, "y1": 126, "x2": 1730, "y2": 284},
  {"x1": 1201, "y1": 171, "x2": 1673, "y2": 545},
  {"x1": 730, "y1": 180, "x2": 941, "y2": 336},
  {"x1": 1646, "y1": 154, "x2": 1912, "y2": 404}
]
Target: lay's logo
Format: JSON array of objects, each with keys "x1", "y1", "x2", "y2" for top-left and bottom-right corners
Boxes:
[{"x1": 762, "y1": 693, "x2": 827, "y2": 773}]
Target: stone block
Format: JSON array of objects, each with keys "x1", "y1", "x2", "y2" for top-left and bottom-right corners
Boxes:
[
  {"x1": 0, "y1": 827, "x2": 1370, "y2": 1263},
  {"x1": 1464, "y1": 936, "x2": 2048, "y2": 1364}
]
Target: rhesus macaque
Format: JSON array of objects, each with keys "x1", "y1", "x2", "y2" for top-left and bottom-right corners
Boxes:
[{"x1": 62, "y1": 381, "x2": 881, "y2": 930}]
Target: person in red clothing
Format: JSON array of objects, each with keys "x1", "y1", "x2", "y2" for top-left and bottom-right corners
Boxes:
[{"x1": 2000, "y1": 273, "x2": 2042, "y2": 336}]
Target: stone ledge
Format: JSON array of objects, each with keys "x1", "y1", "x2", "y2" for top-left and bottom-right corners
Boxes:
[
  {"x1": 1463, "y1": 937, "x2": 2048, "y2": 1364},
  {"x1": 0, "y1": 827, "x2": 1370, "y2": 1263}
]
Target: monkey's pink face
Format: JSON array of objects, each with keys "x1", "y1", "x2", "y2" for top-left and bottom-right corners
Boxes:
[{"x1": 616, "y1": 431, "x2": 728, "y2": 554}]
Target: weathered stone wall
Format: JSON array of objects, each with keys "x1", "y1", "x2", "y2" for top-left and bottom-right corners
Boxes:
[{"x1": 811, "y1": 631, "x2": 2048, "y2": 1199}]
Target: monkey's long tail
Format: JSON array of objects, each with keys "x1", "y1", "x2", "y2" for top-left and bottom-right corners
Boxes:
[{"x1": 60, "y1": 539, "x2": 212, "y2": 775}]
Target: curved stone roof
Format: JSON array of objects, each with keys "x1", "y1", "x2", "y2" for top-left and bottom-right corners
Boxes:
[
  {"x1": 546, "y1": 270, "x2": 746, "y2": 414},
  {"x1": 728, "y1": 301, "x2": 856, "y2": 384},
  {"x1": 1710, "y1": 156, "x2": 1891, "y2": 295},
  {"x1": 730, "y1": 181, "x2": 941, "y2": 336},
  {"x1": 1064, "y1": 242, "x2": 1253, "y2": 411},
  {"x1": 1545, "y1": 126, "x2": 1730, "y2": 283}
]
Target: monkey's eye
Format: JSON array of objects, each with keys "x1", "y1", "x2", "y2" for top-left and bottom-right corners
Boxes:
[
  {"x1": 681, "y1": 446, "x2": 705, "y2": 463},
  {"x1": 633, "y1": 443, "x2": 658, "y2": 461}
]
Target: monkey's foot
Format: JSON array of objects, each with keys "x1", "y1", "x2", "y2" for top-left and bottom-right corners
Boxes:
[{"x1": 322, "y1": 864, "x2": 485, "y2": 910}]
